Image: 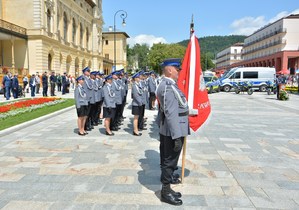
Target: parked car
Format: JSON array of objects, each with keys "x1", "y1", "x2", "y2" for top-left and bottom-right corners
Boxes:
[{"x1": 204, "y1": 76, "x2": 220, "y2": 93}]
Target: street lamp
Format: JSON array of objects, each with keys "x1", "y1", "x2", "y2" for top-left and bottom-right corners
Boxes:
[{"x1": 113, "y1": 10, "x2": 127, "y2": 71}]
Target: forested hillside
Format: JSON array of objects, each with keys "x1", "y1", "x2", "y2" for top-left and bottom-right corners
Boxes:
[{"x1": 178, "y1": 35, "x2": 247, "y2": 54}]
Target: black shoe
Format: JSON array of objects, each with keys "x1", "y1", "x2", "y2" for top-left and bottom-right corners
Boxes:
[
  {"x1": 84, "y1": 132, "x2": 88, "y2": 135},
  {"x1": 105, "y1": 131, "x2": 114, "y2": 136},
  {"x1": 138, "y1": 128, "x2": 147, "y2": 131},
  {"x1": 161, "y1": 185, "x2": 182, "y2": 206},
  {"x1": 170, "y1": 177, "x2": 181, "y2": 185},
  {"x1": 133, "y1": 132, "x2": 142, "y2": 136},
  {"x1": 78, "y1": 132, "x2": 85, "y2": 136},
  {"x1": 172, "y1": 173, "x2": 180, "y2": 179},
  {"x1": 86, "y1": 127, "x2": 92, "y2": 131},
  {"x1": 170, "y1": 188, "x2": 182, "y2": 198}
]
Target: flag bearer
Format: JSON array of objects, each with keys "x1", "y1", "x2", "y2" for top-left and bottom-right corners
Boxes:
[{"x1": 156, "y1": 58, "x2": 190, "y2": 206}]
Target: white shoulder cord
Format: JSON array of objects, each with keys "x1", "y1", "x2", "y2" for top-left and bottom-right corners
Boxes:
[
  {"x1": 78, "y1": 85, "x2": 86, "y2": 98},
  {"x1": 135, "y1": 82, "x2": 143, "y2": 95},
  {"x1": 107, "y1": 85, "x2": 115, "y2": 97},
  {"x1": 113, "y1": 80, "x2": 121, "y2": 90},
  {"x1": 171, "y1": 85, "x2": 188, "y2": 108},
  {"x1": 93, "y1": 79, "x2": 98, "y2": 90},
  {"x1": 84, "y1": 76, "x2": 92, "y2": 89}
]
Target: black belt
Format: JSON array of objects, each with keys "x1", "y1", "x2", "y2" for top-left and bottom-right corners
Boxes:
[{"x1": 178, "y1": 111, "x2": 189, "y2": 116}]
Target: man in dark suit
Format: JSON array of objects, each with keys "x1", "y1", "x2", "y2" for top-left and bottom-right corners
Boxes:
[
  {"x1": 50, "y1": 71, "x2": 57, "y2": 96},
  {"x1": 42, "y1": 71, "x2": 48, "y2": 97},
  {"x1": 2, "y1": 72, "x2": 12, "y2": 100},
  {"x1": 62, "y1": 72, "x2": 67, "y2": 95},
  {"x1": 12, "y1": 74, "x2": 19, "y2": 99}
]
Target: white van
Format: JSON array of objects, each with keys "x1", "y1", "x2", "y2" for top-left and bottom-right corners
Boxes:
[{"x1": 219, "y1": 67, "x2": 276, "y2": 92}]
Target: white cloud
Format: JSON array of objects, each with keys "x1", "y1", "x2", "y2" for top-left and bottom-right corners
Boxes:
[
  {"x1": 128, "y1": 34, "x2": 167, "y2": 47},
  {"x1": 230, "y1": 8, "x2": 299, "y2": 35}
]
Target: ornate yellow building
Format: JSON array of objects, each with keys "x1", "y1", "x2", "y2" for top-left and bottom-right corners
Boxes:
[{"x1": 0, "y1": 0, "x2": 128, "y2": 76}]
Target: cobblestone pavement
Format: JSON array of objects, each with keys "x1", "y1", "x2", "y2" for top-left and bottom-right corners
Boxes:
[{"x1": 0, "y1": 91, "x2": 298, "y2": 209}]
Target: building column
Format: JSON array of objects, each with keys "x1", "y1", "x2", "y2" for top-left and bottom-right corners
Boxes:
[
  {"x1": 281, "y1": 52, "x2": 288, "y2": 71},
  {"x1": 11, "y1": 39, "x2": 15, "y2": 70}
]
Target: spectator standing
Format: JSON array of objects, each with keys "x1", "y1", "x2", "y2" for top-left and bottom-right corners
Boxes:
[
  {"x1": 35, "y1": 72, "x2": 41, "y2": 94},
  {"x1": 23, "y1": 74, "x2": 29, "y2": 93},
  {"x1": 42, "y1": 71, "x2": 48, "y2": 97},
  {"x1": 50, "y1": 71, "x2": 57, "y2": 96},
  {"x1": 2, "y1": 72, "x2": 12, "y2": 100},
  {"x1": 57, "y1": 73, "x2": 62, "y2": 91},
  {"x1": 62, "y1": 72, "x2": 67, "y2": 95},
  {"x1": 29, "y1": 74, "x2": 36, "y2": 97},
  {"x1": 12, "y1": 74, "x2": 19, "y2": 99}
]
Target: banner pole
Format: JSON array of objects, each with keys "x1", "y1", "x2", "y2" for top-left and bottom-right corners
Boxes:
[{"x1": 181, "y1": 136, "x2": 187, "y2": 183}]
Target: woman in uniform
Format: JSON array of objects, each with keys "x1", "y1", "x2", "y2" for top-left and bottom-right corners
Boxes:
[
  {"x1": 131, "y1": 72, "x2": 143, "y2": 136},
  {"x1": 102, "y1": 74, "x2": 116, "y2": 136},
  {"x1": 74, "y1": 76, "x2": 88, "y2": 136}
]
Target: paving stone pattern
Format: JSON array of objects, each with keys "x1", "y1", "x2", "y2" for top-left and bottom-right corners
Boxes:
[{"x1": 0, "y1": 91, "x2": 298, "y2": 209}]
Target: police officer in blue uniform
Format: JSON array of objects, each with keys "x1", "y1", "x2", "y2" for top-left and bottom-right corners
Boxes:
[
  {"x1": 74, "y1": 75, "x2": 88, "y2": 136},
  {"x1": 95, "y1": 71, "x2": 104, "y2": 124},
  {"x1": 148, "y1": 71, "x2": 157, "y2": 110},
  {"x1": 156, "y1": 58, "x2": 190, "y2": 206},
  {"x1": 111, "y1": 70, "x2": 123, "y2": 131},
  {"x1": 131, "y1": 71, "x2": 143, "y2": 136},
  {"x1": 102, "y1": 74, "x2": 116, "y2": 136},
  {"x1": 82, "y1": 67, "x2": 93, "y2": 131}
]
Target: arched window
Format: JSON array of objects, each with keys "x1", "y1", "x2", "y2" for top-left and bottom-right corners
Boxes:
[
  {"x1": 63, "y1": 12, "x2": 68, "y2": 41},
  {"x1": 80, "y1": 23, "x2": 83, "y2": 46},
  {"x1": 47, "y1": 9, "x2": 51, "y2": 33},
  {"x1": 86, "y1": 28, "x2": 89, "y2": 49},
  {"x1": 72, "y1": 18, "x2": 76, "y2": 44},
  {"x1": 48, "y1": 54, "x2": 52, "y2": 70}
]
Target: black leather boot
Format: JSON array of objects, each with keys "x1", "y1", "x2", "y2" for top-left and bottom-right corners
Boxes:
[{"x1": 161, "y1": 184, "x2": 182, "y2": 205}]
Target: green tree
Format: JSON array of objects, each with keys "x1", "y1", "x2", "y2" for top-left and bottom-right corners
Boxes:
[
  {"x1": 148, "y1": 43, "x2": 186, "y2": 72},
  {"x1": 127, "y1": 44, "x2": 150, "y2": 70}
]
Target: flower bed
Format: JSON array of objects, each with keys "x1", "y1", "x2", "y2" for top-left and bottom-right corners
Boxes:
[
  {"x1": 0, "y1": 98, "x2": 57, "y2": 113},
  {"x1": 0, "y1": 98, "x2": 65, "y2": 120}
]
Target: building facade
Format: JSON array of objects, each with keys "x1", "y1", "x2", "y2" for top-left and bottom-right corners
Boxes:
[
  {"x1": 216, "y1": 43, "x2": 243, "y2": 69},
  {"x1": 0, "y1": 0, "x2": 127, "y2": 76},
  {"x1": 215, "y1": 14, "x2": 299, "y2": 76},
  {"x1": 102, "y1": 30, "x2": 129, "y2": 74}
]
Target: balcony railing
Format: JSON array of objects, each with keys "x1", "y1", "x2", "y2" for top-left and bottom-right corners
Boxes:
[
  {"x1": 244, "y1": 28, "x2": 286, "y2": 47},
  {"x1": 243, "y1": 39, "x2": 286, "y2": 55},
  {"x1": 0, "y1": 19, "x2": 27, "y2": 39}
]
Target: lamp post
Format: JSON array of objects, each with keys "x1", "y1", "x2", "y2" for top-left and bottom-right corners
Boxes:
[{"x1": 113, "y1": 10, "x2": 127, "y2": 71}]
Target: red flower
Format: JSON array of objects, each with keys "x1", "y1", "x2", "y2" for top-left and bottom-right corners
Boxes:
[{"x1": 0, "y1": 98, "x2": 58, "y2": 113}]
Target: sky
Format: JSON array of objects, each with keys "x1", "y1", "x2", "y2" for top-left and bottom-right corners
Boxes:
[{"x1": 102, "y1": 0, "x2": 299, "y2": 47}]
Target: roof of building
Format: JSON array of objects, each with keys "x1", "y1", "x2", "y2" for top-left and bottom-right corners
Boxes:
[
  {"x1": 102, "y1": 31, "x2": 130, "y2": 38},
  {"x1": 250, "y1": 14, "x2": 299, "y2": 37}
]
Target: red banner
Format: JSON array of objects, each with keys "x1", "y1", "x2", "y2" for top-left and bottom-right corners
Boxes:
[{"x1": 177, "y1": 33, "x2": 211, "y2": 131}]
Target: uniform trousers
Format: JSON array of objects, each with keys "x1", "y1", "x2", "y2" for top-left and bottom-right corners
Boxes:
[
  {"x1": 159, "y1": 134, "x2": 184, "y2": 184},
  {"x1": 138, "y1": 104, "x2": 145, "y2": 129},
  {"x1": 111, "y1": 104, "x2": 122, "y2": 127},
  {"x1": 149, "y1": 92, "x2": 156, "y2": 109},
  {"x1": 89, "y1": 103, "x2": 97, "y2": 125},
  {"x1": 84, "y1": 103, "x2": 91, "y2": 129}
]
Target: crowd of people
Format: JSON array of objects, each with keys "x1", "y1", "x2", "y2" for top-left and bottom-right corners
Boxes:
[
  {"x1": 74, "y1": 58, "x2": 188, "y2": 206},
  {"x1": 74, "y1": 67, "x2": 159, "y2": 136},
  {"x1": 1, "y1": 71, "x2": 76, "y2": 100}
]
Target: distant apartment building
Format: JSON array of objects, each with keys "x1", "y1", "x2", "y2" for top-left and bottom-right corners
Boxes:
[
  {"x1": 215, "y1": 14, "x2": 299, "y2": 76},
  {"x1": 216, "y1": 43, "x2": 243, "y2": 69}
]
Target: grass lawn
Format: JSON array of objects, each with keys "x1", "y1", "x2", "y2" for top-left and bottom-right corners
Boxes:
[{"x1": 0, "y1": 99, "x2": 74, "y2": 131}]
